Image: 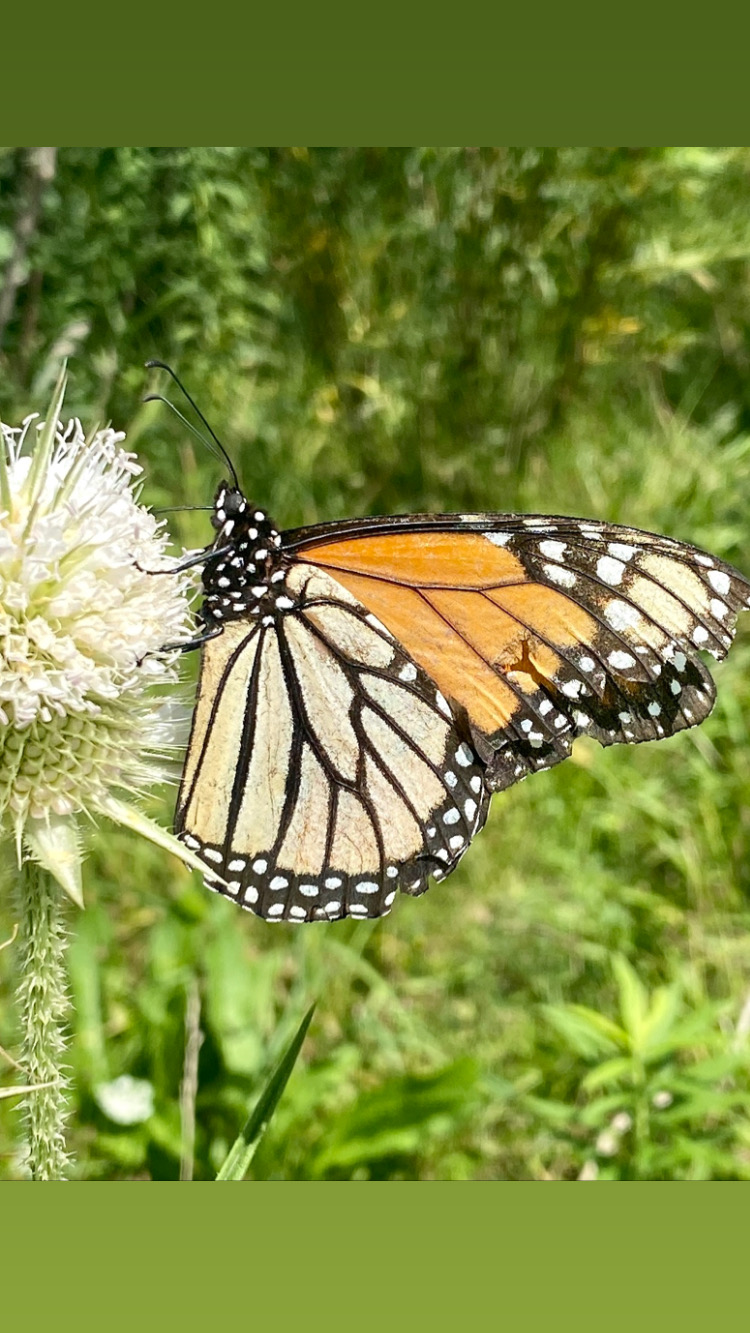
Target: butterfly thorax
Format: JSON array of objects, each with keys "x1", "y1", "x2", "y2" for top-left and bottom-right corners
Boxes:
[{"x1": 201, "y1": 483, "x2": 287, "y2": 628}]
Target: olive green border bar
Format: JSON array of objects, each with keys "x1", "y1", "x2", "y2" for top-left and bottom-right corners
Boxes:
[
  {"x1": 3, "y1": 1184, "x2": 746, "y2": 1321},
  {"x1": 4, "y1": 8, "x2": 747, "y2": 141}
]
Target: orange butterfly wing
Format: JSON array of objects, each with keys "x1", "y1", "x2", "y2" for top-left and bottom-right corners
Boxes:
[{"x1": 287, "y1": 514, "x2": 750, "y2": 792}]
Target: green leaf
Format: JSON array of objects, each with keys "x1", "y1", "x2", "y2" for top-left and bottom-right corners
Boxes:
[
  {"x1": 581, "y1": 1056, "x2": 635, "y2": 1093},
  {"x1": 24, "y1": 815, "x2": 84, "y2": 908},
  {"x1": 216, "y1": 1004, "x2": 316, "y2": 1182},
  {"x1": 612, "y1": 955, "x2": 649, "y2": 1044},
  {"x1": 639, "y1": 984, "x2": 682, "y2": 1059},
  {"x1": 542, "y1": 1003, "x2": 627, "y2": 1058},
  {"x1": 311, "y1": 1059, "x2": 479, "y2": 1175}
]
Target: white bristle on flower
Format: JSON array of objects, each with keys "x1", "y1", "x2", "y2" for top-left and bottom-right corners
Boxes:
[{"x1": 0, "y1": 408, "x2": 194, "y2": 836}]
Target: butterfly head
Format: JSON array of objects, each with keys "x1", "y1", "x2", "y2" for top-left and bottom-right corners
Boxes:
[
  {"x1": 202, "y1": 482, "x2": 284, "y2": 625},
  {"x1": 211, "y1": 482, "x2": 248, "y2": 532},
  {"x1": 211, "y1": 483, "x2": 280, "y2": 545}
]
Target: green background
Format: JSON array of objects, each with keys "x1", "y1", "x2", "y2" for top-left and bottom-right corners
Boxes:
[{"x1": 2, "y1": 146, "x2": 750, "y2": 1180}]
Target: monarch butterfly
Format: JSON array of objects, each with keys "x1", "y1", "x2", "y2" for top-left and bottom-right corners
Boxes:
[{"x1": 151, "y1": 367, "x2": 750, "y2": 925}]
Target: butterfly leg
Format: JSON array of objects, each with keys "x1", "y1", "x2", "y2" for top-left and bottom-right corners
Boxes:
[
  {"x1": 134, "y1": 543, "x2": 234, "y2": 576},
  {"x1": 160, "y1": 624, "x2": 224, "y2": 654}
]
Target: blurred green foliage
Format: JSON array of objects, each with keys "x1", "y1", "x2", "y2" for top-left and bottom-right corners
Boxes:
[{"x1": 2, "y1": 147, "x2": 750, "y2": 1179}]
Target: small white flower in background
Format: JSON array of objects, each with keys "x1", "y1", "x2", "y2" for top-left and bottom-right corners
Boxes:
[
  {"x1": 652, "y1": 1090, "x2": 673, "y2": 1110},
  {"x1": 95, "y1": 1074, "x2": 155, "y2": 1125},
  {"x1": 577, "y1": 1159, "x2": 599, "y2": 1181},
  {"x1": 0, "y1": 369, "x2": 213, "y2": 906},
  {"x1": 595, "y1": 1110, "x2": 632, "y2": 1157},
  {"x1": 595, "y1": 1130, "x2": 619, "y2": 1157},
  {"x1": 610, "y1": 1111, "x2": 632, "y2": 1134}
]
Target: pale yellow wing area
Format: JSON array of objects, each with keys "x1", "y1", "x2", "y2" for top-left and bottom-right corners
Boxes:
[{"x1": 175, "y1": 564, "x2": 490, "y2": 923}]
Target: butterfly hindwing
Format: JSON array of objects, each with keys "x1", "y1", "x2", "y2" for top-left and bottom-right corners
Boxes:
[{"x1": 176, "y1": 562, "x2": 489, "y2": 922}]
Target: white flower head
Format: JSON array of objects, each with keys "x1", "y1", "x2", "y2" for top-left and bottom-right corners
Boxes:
[{"x1": 0, "y1": 369, "x2": 205, "y2": 903}]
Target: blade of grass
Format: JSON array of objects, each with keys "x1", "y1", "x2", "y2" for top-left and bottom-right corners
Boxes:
[{"x1": 216, "y1": 1003, "x2": 316, "y2": 1182}]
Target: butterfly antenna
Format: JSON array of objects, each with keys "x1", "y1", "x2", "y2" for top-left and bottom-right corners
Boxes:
[
  {"x1": 143, "y1": 394, "x2": 231, "y2": 477},
  {"x1": 145, "y1": 360, "x2": 241, "y2": 491},
  {"x1": 153, "y1": 504, "x2": 214, "y2": 515}
]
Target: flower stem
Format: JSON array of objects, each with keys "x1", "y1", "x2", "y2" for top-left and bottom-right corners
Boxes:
[{"x1": 14, "y1": 860, "x2": 70, "y2": 1180}]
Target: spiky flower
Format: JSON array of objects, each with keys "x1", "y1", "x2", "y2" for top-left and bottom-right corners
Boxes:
[
  {"x1": 0, "y1": 372, "x2": 199, "y2": 900},
  {"x1": 0, "y1": 370, "x2": 206, "y2": 1180}
]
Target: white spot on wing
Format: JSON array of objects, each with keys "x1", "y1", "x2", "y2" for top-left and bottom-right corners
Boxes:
[
  {"x1": 561, "y1": 680, "x2": 583, "y2": 698},
  {"x1": 435, "y1": 691, "x2": 452, "y2": 717},
  {"x1": 539, "y1": 540, "x2": 567, "y2": 561},
  {"x1": 544, "y1": 563, "x2": 577, "y2": 589},
  {"x1": 597, "y1": 556, "x2": 626, "y2": 586},
  {"x1": 608, "y1": 543, "x2": 636, "y2": 561},
  {"x1": 708, "y1": 569, "x2": 731, "y2": 595}
]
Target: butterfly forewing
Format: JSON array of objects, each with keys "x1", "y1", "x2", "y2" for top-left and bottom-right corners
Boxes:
[
  {"x1": 292, "y1": 513, "x2": 750, "y2": 793},
  {"x1": 176, "y1": 562, "x2": 489, "y2": 922}
]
